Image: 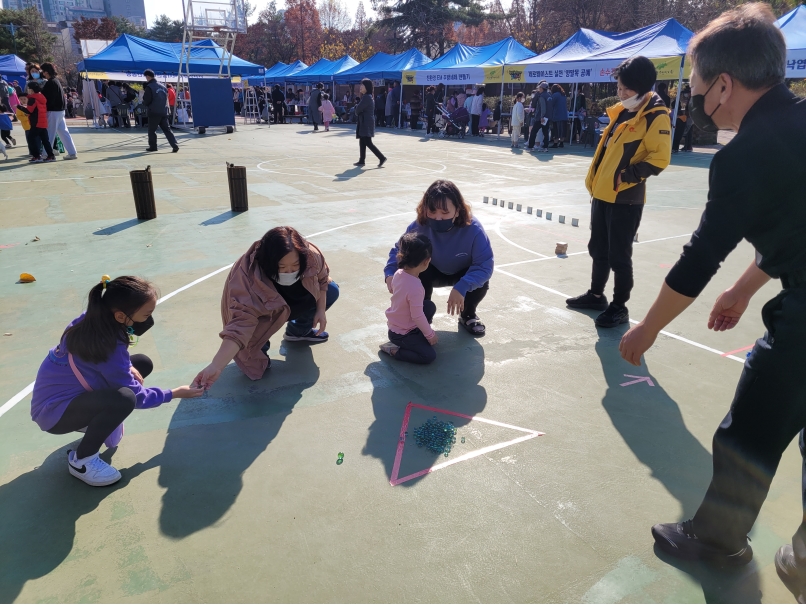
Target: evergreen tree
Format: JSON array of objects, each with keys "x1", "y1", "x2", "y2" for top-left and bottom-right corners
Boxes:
[{"x1": 148, "y1": 14, "x2": 185, "y2": 42}]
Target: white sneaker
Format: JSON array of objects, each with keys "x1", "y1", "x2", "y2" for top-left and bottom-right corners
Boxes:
[
  {"x1": 64, "y1": 154, "x2": 77, "y2": 160},
  {"x1": 67, "y1": 450, "x2": 122, "y2": 486}
]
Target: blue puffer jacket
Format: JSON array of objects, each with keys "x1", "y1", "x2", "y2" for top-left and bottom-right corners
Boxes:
[{"x1": 551, "y1": 91, "x2": 568, "y2": 122}]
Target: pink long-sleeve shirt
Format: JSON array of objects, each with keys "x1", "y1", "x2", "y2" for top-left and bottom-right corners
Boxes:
[{"x1": 385, "y1": 269, "x2": 435, "y2": 339}]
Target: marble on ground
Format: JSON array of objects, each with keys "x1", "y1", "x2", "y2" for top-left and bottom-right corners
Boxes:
[{"x1": 0, "y1": 120, "x2": 798, "y2": 603}]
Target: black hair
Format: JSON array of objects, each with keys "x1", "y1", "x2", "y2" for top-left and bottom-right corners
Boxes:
[
  {"x1": 323, "y1": 93, "x2": 329, "y2": 100},
  {"x1": 361, "y1": 78, "x2": 373, "y2": 95},
  {"x1": 612, "y1": 56, "x2": 657, "y2": 95},
  {"x1": 476, "y1": 85, "x2": 485, "y2": 95},
  {"x1": 40, "y1": 62, "x2": 57, "y2": 77},
  {"x1": 256, "y1": 226, "x2": 309, "y2": 282},
  {"x1": 26, "y1": 81, "x2": 41, "y2": 93},
  {"x1": 143, "y1": 69, "x2": 155, "y2": 78},
  {"x1": 396, "y1": 233, "x2": 432, "y2": 269},
  {"x1": 64, "y1": 276, "x2": 158, "y2": 364},
  {"x1": 482, "y1": 103, "x2": 487, "y2": 111}
]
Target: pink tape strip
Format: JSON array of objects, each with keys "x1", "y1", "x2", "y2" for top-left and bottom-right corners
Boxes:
[
  {"x1": 389, "y1": 402, "x2": 544, "y2": 487},
  {"x1": 721, "y1": 345, "x2": 753, "y2": 357}
]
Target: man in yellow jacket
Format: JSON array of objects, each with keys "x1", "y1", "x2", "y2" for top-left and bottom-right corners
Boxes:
[{"x1": 566, "y1": 56, "x2": 672, "y2": 327}]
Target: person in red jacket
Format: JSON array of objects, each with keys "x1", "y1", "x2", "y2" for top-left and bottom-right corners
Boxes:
[
  {"x1": 17, "y1": 82, "x2": 54, "y2": 162},
  {"x1": 166, "y1": 83, "x2": 176, "y2": 125}
]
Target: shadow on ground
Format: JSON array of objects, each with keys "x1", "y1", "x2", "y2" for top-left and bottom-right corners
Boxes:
[
  {"x1": 362, "y1": 331, "x2": 486, "y2": 487},
  {"x1": 0, "y1": 447, "x2": 154, "y2": 603},
  {"x1": 594, "y1": 327, "x2": 762, "y2": 603},
  {"x1": 157, "y1": 343, "x2": 319, "y2": 539}
]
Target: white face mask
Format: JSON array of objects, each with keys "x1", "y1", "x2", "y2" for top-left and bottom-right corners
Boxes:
[
  {"x1": 621, "y1": 93, "x2": 645, "y2": 112},
  {"x1": 275, "y1": 271, "x2": 300, "y2": 286}
]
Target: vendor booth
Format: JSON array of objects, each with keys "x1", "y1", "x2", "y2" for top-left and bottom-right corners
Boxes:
[{"x1": 777, "y1": 5, "x2": 806, "y2": 79}]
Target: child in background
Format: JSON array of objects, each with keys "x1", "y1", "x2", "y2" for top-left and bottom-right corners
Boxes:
[
  {"x1": 30, "y1": 276, "x2": 203, "y2": 487},
  {"x1": 18, "y1": 82, "x2": 54, "y2": 162},
  {"x1": 381, "y1": 233, "x2": 438, "y2": 364},
  {"x1": 320, "y1": 93, "x2": 335, "y2": 132},
  {"x1": 479, "y1": 103, "x2": 491, "y2": 134},
  {"x1": 510, "y1": 92, "x2": 525, "y2": 148},
  {"x1": 0, "y1": 104, "x2": 15, "y2": 145},
  {"x1": 14, "y1": 93, "x2": 32, "y2": 160}
]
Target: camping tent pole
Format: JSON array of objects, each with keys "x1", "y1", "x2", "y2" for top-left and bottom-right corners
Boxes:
[
  {"x1": 570, "y1": 82, "x2": 578, "y2": 145},
  {"x1": 670, "y1": 56, "x2": 685, "y2": 145},
  {"x1": 398, "y1": 77, "x2": 403, "y2": 129},
  {"x1": 497, "y1": 66, "x2": 504, "y2": 137}
]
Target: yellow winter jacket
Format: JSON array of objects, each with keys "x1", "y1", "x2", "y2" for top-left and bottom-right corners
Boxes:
[{"x1": 585, "y1": 93, "x2": 672, "y2": 204}]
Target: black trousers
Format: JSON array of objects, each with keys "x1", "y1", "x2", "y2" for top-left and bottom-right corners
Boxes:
[
  {"x1": 388, "y1": 300, "x2": 437, "y2": 364},
  {"x1": 553, "y1": 120, "x2": 566, "y2": 142},
  {"x1": 30, "y1": 127, "x2": 53, "y2": 158},
  {"x1": 47, "y1": 354, "x2": 153, "y2": 459},
  {"x1": 540, "y1": 122, "x2": 551, "y2": 148},
  {"x1": 426, "y1": 114, "x2": 436, "y2": 134},
  {"x1": 273, "y1": 102, "x2": 284, "y2": 124},
  {"x1": 471, "y1": 114, "x2": 480, "y2": 136},
  {"x1": 358, "y1": 136, "x2": 384, "y2": 163},
  {"x1": 692, "y1": 288, "x2": 806, "y2": 551},
  {"x1": 148, "y1": 115, "x2": 178, "y2": 150},
  {"x1": 419, "y1": 263, "x2": 489, "y2": 320},
  {"x1": 527, "y1": 120, "x2": 540, "y2": 148},
  {"x1": 673, "y1": 118, "x2": 693, "y2": 151},
  {"x1": 1, "y1": 129, "x2": 12, "y2": 144},
  {"x1": 588, "y1": 198, "x2": 643, "y2": 306}
]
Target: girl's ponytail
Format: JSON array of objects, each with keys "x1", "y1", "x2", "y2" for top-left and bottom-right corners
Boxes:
[
  {"x1": 396, "y1": 233, "x2": 432, "y2": 269},
  {"x1": 63, "y1": 276, "x2": 157, "y2": 364}
]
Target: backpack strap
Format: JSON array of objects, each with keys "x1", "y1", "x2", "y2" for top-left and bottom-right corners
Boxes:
[{"x1": 68, "y1": 353, "x2": 93, "y2": 392}]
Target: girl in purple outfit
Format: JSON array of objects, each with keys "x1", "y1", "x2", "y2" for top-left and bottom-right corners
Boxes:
[{"x1": 31, "y1": 276, "x2": 203, "y2": 487}]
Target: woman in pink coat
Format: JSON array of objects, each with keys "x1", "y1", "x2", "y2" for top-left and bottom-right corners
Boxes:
[{"x1": 320, "y1": 93, "x2": 335, "y2": 131}]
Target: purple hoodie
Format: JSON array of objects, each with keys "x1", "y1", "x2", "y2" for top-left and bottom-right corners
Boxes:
[{"x1": 31, "y1": 314, "x2": 173, "y2": 431}]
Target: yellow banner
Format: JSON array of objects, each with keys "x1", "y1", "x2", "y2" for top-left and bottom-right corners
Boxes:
[
  {"x1": 651, "y1": 56, "x2": 683, "y2": 81},
  {"x1": 402, "y1": 70, "x2": 416, "y2": 85},
  {"x1": 483, "y1": 66, "x2": 503, "y2": 83},
  {"x1": 504, "y1": 67, "x2": 526, "y2": 84}
]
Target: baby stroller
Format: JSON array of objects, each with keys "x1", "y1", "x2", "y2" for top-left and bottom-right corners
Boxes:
[{"x1": 437, "y1": 105, "x2": 469, "y2": 139}]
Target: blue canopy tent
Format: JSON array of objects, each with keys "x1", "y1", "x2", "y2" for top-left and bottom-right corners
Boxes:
[
  {"x1": 334, "y1": 48, "x2": 430, "y2": 126},
  {"x1": 261, "y1": 59, "x2": 307, "y2": 84},
  {"x1": 332, "y1": 48, "x2": 431, "y2": 83},
  {"x1": 506, "y1": 19, "x2": 693, "y2": 141},
  {"x1": 77, "y1": 34, "x2": 266, "y2": 79},
  {"x1": 777, "y1": 5, "x2": 806, "y2": 79},
  {"x1": 285, "y1": 55, "x2": 359, "y2": 84},
  {"x1": 404, "y1": 37, "x2": 536, "y2": 85},
  {"x1": 0, "y1": 54, "x2": 27, "y2": 81}
]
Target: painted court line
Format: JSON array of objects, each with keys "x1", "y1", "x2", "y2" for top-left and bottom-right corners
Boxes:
[
  {"x1": 496, "y1": 234, "x2": 691, "y2": 269},
  {"x1": 493, "y1": 220, "x2": 550, "y2": 259},
  {"x1": 0, "y1": 212, "x2": 411, "y2": 421},
  {"x1": 494, "y1": 269, "x2": 747, "y2": 364},
  {"x1": 721, "y1": 345, "x2": 754, "y2": 357},
  {"x1": 390, "y1": 402, "x2": 544, "y2": 486}
]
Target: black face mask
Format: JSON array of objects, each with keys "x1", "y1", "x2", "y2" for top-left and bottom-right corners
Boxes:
[
  {"x1": 689, "y1": 79, "x2": 722, "y2": 133},
  {"x1": 130, "y1": 315, "x2": 154, "y2": 336}
]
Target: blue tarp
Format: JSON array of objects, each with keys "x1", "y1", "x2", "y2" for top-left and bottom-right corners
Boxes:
[
  {"x1": 261, "y1": 60, "x2": 308, "y2": 83},
  {"x1": 778, "y1": 5, "x2": 806, "y2": 50},
  {"x1": 778, "y1": 5, "x2": 806, "y2": 78},
  {"x1": 417, "y1": 37, "x2": 535, "y2": 69},
  {"x1": 0, "y1": 54, "x2": 27, "y2": 80},
  {"x1": 333, "y1": 48, "x2": 431, "y2": 83},
  {"x1": 78, "y1": 34, "x2": 265, "y2": 76},
  {"x1": 286, "y1": 55, "x2": 359, "y2": 83}
]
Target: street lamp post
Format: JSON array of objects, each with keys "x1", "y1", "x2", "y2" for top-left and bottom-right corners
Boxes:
[{"x1": 1, "y1": 23, "x2": 25, "y2": 56}]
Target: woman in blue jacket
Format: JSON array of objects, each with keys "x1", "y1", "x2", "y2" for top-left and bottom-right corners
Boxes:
[
  {"x1": 385, "y1": 180, "x2": 494, "y2": 335},
  {"x1": 550, "y1": 84, "x2": 569, "y2": 148}
]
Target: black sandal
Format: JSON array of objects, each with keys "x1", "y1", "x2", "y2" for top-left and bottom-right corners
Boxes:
[{"x1": 459, "y1": 316, "x2": 486, "y2": 336}]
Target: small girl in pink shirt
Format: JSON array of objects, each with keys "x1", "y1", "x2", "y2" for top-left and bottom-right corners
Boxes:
[
  {"x1": 381, "y1": 233, "x2": 438, "y2": 364},
  {"x1": 320, "y1": 93, "x2": 335, "y2": 132}
]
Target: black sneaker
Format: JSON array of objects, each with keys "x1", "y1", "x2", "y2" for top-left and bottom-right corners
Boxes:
[
  {"x1": 378, "y1": 157, "x2": 387, "y2": 168},
  {"x1": 145, "y1": 147, "x2": 158, "y2": 152},
  {"x1": 566, "y1": 290, "x2": 608, "y2": 311},
  {"x1": 283, "y1": 330, "x2": 329, "y2": 343},
  {"x1": 776, "y1": 544, "x2": 806, "y2": 603},
  {"x1": 652, "y1": 520, "x2": 753, "y2": 567},
  {"x1": 353, "y1": 161, "x2": 365, "y2": 167},
  {"x1": 595, "y1": 303, "x2": 630, "y2": 328}
]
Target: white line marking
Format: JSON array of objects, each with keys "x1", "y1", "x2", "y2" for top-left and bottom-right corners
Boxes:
[
  {"x1": 0, "y1": 212, "x2": 412, "y2": 420},
  {"x1": 495, "y1": 234, "x2": 690, "y2": 269},
  {"x1": 493, "y1": 220, "x2": 550, "y2": 258},
  {"x1": 495, "y1": 269, "x2": 745, "y2": 364},
  {"x1": 0, "y1": 382, "x2": 34, "y2": 420}
]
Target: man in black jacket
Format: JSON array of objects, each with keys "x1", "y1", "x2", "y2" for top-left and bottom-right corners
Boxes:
[
  {"x1": 271, "y1": 85, "x2": 285, "y2": 124},
  {"x1": 309, "y1": 82, "x2": 323, "y2": 131},
  {"x1": 619, "y1": 6, "x2": 806, "y2": 595},
  {"x1": 142, "y1": 69, "x2": 179, "y2": 153}
]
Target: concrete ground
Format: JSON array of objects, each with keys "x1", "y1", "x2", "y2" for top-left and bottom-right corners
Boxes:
[{"x1": 0, "y1": 119, "x2": 800, "y2": 603}]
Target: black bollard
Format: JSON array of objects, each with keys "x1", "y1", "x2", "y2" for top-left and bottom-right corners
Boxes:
[
  {"x1": 130, "y1": 165, "x2": 157, "y2": 220},
  {"x1": 226, "y1": 162, "x2": 249, "y2": 212}
]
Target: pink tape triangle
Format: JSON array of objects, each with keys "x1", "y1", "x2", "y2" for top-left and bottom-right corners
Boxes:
[{"x1": 390, "y1": 402, "x2": 545, "y2": 486}]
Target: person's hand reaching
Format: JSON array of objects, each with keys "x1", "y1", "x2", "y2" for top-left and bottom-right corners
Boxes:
[
  {"x1": 708, "y1": 287, "x2": 750, "y2": 331},
  {"x1": 172, "y1": 385, "x2": 205, "y2": 399},
  {"x1": 447, "y1": 288, "x2": 465, "y2": 316}
]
